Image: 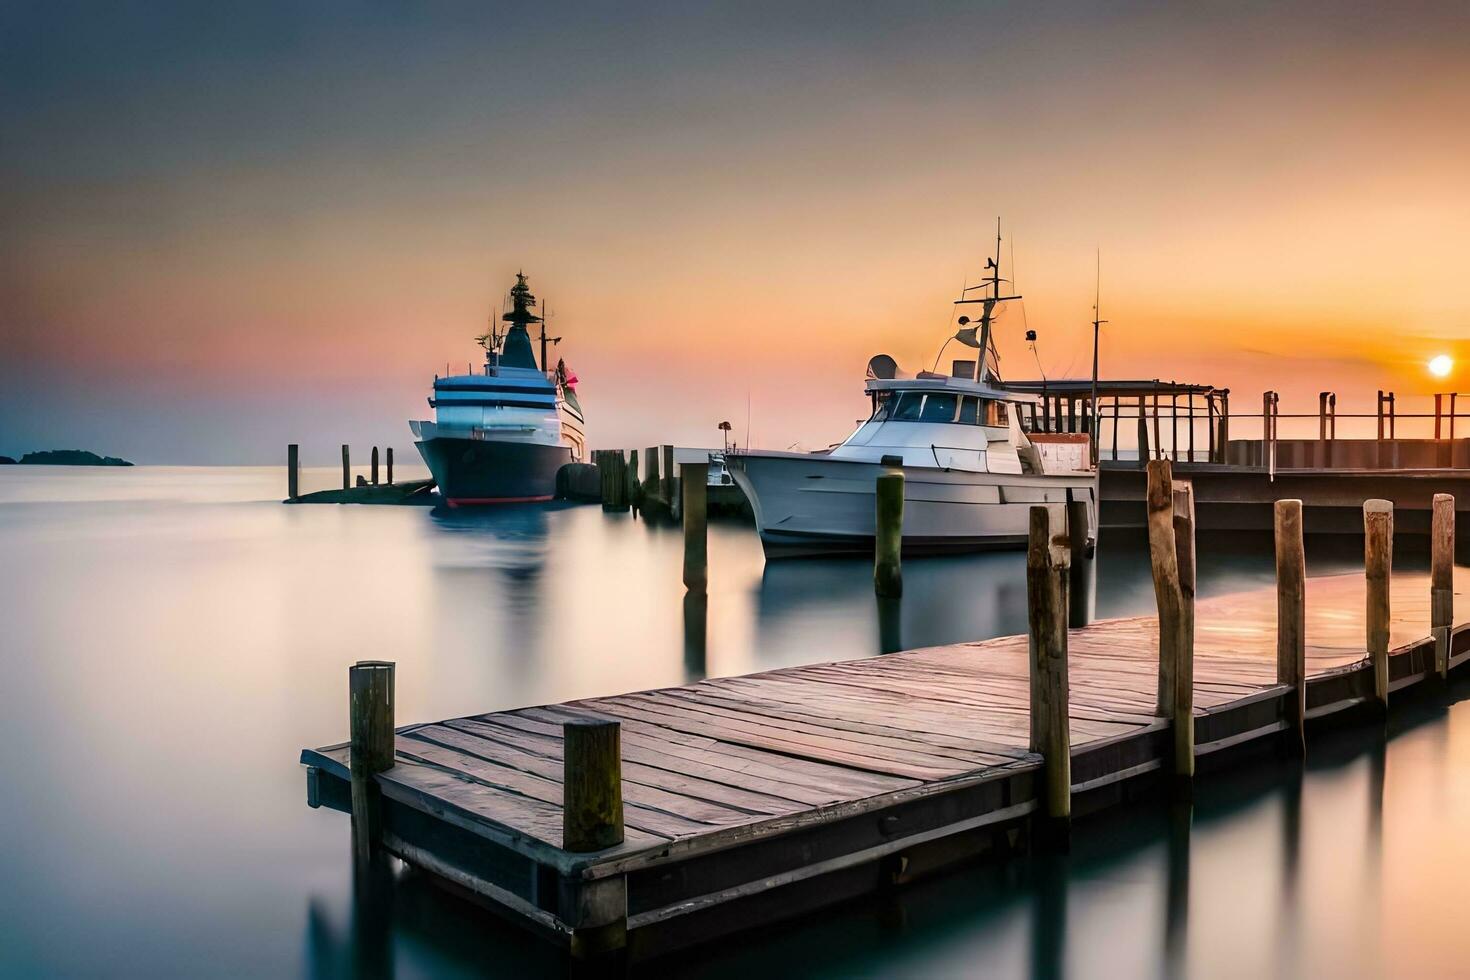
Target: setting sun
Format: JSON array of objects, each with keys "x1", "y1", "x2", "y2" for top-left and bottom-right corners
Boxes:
[{"x1": 1430, "y1": 354, "x2": 1454, "y2": 378}]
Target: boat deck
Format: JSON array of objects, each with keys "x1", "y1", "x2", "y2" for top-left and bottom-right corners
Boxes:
[{"x1": 301, "y1": 570, "x2": 1468, "y2": 958}]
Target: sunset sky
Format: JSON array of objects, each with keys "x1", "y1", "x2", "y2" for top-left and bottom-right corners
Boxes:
[{"x1": 4, "y1": 1, "x2": 1469, "y2": 462}]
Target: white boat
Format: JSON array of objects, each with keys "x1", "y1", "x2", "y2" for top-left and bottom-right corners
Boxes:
[{"x1": 728, "y1": 225, "x2": 1098, "y2": 558}]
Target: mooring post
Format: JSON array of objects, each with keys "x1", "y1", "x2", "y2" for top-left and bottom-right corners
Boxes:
[
  {"x1": 1275, "y1": 499, "x2": 1307, "y2": 755},
  {"x1": 874, "y1": 470, "x2": 904, "y2": 598},
  {"x1": 1364, "y1": 499, "x2": 1393, "y2": 710},
  {"x1": 661, "y1": 445, "x2": 676, "y2": 510},
  {"x1": 681, "y1": 461, "x2": 708, "y2": 593},
  {"x1": 1027, "y1": 504, "x2": 1071, "y2": 848},
  {"x1": 561, "y1": 718, "x2": 628, "y2": 959},
  {"x1": 349, "y1": 661, "x2": 395, "y2": 869},
  {"x1": 371, "y1": 446, "x2": 379, "y2": 485},
  {"x1": 1171, "y1": 479, "x2": 1197, "y2": 791},
  {"x1": 1066, "y1": 488, "x2": 1095, "y2": 628},
  {"x1": 287, "y1": 444, "x2": 299, "y2": 501},
  {"x1": 1432, "y1": 493, "x2": 1454, "y2": 680},
  {"x1": 625, "y1": 448, "x2": 640, "y2": 516},
  {"x1": 386, "y1": 447, "x2": 393, "y2": 485},
  {"x1": 341, "y1": 444, "x2": 350, "y2": 490},
  {"x1": 644, "y1": 446, "x2": 661, "y2": 506},
  {"x1": 1147, "y1": 461, "x2": 1182, "y2": 717},
  {"x1": 1147, "y1": 461, "x2": 1195, "y2": 790}
]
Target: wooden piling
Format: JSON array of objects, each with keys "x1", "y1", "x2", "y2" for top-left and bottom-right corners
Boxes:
[
  {"x1": 874, "y1": 472, "x2": 904, "y2": 598},
  {"x1": 1147, "y1": 461, "x2": 1195, "y2": 788},
  {"x1": 371, "y1": 446, "x2": 380, "y2": 485},
  {"x1": 287, "y1": 444, "x2": 299, "y2": 501},
  {"x1": 1147, "y1": 461, "x2": 1182, "y2": 716},
  {"x1": 341, "y1": 444, "x2": 350, "y2": 490},
  {"x1": 349, "y1": 661, "x2": 395, "y2": 869},
  {"x1": 1364, "y1": 499, "x2": 1393, "y2": 709},
  {"x1": 561, "y1": 718, "x2": 628, "y2": 959},
  {"x1": 625, "y1": 449, "x2": 640, "y2": 516},
  {"x1": 1066, "y1": 490, "x2": 1095, "y2": 628},
  {"x1": 682, "y1": 461, "x2": 708, "y2": 594},
  {"x1": 661, "y1": 445, "x2": 676, "y2": 508},
  {"x1": 1432, "y1": 493, "x2": 1454, "y2": 680},
  {"x1": 563, "y1": 718, "x2": 625, "y2": 851},
  {"x1": 386, "y1": 447, "x2": 393, "y2": 486},
  {"x1": 1275, "y1": 499, "x2": 1306, "y2": 754},
  {"x1": 1171, "y1": 479, "x2": 1196, "y2": 789},
  {"x1": 1026, "y1": 504, "x2": 1071, "y2": 845},
  {"x1": 644, "y1": 446, "x2": 661, "y2": 505},
  {"x1": 597, "y1": 450, "x2": 629, "y2": 511}
]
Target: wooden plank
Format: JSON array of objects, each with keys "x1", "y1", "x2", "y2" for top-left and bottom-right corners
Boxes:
[
  {"x1": 519, "y1": 705, "x2": 916, "y2": 803},
  {"x1": 409, "y1": 724, "x2": 761, "y2": 831},
  {"x1": 432, "y1": 717, "x2": 804, "y2": 816}
]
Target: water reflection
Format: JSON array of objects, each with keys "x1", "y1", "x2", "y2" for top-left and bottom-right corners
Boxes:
[
  {"x1": 683, "y1": 592, "x2": 708, "y2": 682},
  {"x1": 2, "y1": 468, "x2": 1468, "y2": 978}
]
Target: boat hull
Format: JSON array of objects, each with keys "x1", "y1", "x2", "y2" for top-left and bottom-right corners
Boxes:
[
  {"x1": 727, "y1": 451, "x2": 1097, "y2": 558},
  {"x1": 415, "y1": 437, "x2": 572, "y2": 505}
]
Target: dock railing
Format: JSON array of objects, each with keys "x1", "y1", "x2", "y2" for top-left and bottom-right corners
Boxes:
[{"x1": 1023, "y1": 385, "x2": 1470, "y2": 467}]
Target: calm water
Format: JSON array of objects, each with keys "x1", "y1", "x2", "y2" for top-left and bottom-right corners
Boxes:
[{"x1": 0, "y1": 466, "x2": 1464, "y2": 978}]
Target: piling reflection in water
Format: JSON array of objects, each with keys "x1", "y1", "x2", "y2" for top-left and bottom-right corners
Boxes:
[{"x1": 683, "y1": 591, "x2": 708, "y2": 682}]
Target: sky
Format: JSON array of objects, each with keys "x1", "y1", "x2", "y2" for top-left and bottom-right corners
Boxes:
[{"x1": 3, "y1": 1, "x2": 1469, "y2": 463}]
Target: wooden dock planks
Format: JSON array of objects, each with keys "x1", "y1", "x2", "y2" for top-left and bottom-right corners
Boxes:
[{"x1": 301, "y1": 568, "x2": 1468, "y2": 955}]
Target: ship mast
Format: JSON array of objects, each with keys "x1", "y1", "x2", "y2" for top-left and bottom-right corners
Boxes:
[
  {"x1": 502, "y1": 271, "x2": 544, "y2": 366},
  {"x1": 955, "y1": 218, "x2": 1022, "y2": 383}
]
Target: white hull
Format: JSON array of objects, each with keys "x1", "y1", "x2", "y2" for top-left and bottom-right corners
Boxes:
[{"x1": 728, "y1": 450, "x2": 1097, "y2": 557}]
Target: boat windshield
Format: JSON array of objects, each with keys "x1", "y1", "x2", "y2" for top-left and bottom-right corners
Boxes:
[{"x1": 871, "y1": 390, "x2": 1014, "y2": 426}]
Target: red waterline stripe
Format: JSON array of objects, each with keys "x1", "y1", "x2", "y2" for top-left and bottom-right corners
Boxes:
[{"x1": 445, "y1": 495, "x2": 555, "y2": 507}]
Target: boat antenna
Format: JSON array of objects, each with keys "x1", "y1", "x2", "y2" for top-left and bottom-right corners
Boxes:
[
  {"x1": 1090, "y1": 249, "x2": 1106, "y2": 465},
  {"x1": 953, "y1": 217, "x2": 1021, "y2": 383}
]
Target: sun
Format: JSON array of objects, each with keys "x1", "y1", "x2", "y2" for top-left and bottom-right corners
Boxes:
[{"x1": 1429, "y1": 354, "x2": 1453, "y2": 378}]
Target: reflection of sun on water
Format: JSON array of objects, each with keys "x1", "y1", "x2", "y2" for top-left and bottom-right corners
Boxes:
[{"x1": 1430, "y1": 354, "x2": 1453, "y2": 378}]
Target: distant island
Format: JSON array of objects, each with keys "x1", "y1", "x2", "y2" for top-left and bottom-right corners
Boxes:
[{"x1": 3, "y1": 450, "x2": 134, "y2": 466}]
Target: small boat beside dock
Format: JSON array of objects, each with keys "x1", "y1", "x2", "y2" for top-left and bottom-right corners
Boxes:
[{"x1": 301, "y1": 480, "x2": 1464, "y2": 963}]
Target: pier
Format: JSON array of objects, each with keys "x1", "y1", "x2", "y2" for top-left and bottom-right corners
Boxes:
[{"x1": 301, "y1": 478, "x2": 1467, "y2": 962}]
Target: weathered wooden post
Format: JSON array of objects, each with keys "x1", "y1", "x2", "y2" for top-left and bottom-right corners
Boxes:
[
  {"x1": 1364, "y1": 499, "x2": 1393, "y2": 710},
  {"x1": 625, "y1": 448, "x2": 641, "y2": 515},
  {"x1": 661, "y1": 445, "x2": 676, "y2": 509},
  {"x1": 341, "y1": 444, "x2": 351, "y2": 490},
  {"x1": 682, "y1": 461, "x2": 708, "y2": 593},
  {"x1": 561, "y1": 718, "x2": 628, "y2": 958},
  {"x1": 371, "y1": 446, "x2": 379, "y2": 485},
  {"x1": 287, "y1": 444, "x2": 299, "y2": 501},
  {"x1": 644, "y1": 446, "x2": 661, "y2": 506},
  {"x1": 386, "y1": 447, "x2": 393, "y2": 485},
  {"x1": 1147, "y1": 461, "x2": 1194, "y2": 790},
  {"x1": 1027, "y1": 504, "x2": 1071, "y2": 847},
  {"x1": 349, "y1": 661, "x2": 395, "y2": 869},
  {"x1": 1432, "y1": 493, "x2": 1454, "y2": 680},
  {"x1": 597, "y1": 451, "x2": 629, "y2": 511},
  {"x1": 1066, "y1": 489, "x2": 1095, "y2": 628},
  {"x1": 1171, "y1": 479, "x2": 1196, "y2": 791},
  {"x1": 874, "y1": 471, "x2": 904, "y2": 597},
  {"x1": 1275, "y1": 499, "x2": 1307, "y2": 754}
]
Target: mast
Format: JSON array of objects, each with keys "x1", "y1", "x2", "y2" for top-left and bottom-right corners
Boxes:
[
  {"x1": 1091, "y1": 250, "x2": 1106, "y2": 465},
  {"x1": 954, "y1": 218, "x2": 1021, "y2": 383}
]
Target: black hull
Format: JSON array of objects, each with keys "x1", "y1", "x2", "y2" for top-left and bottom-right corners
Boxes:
[
  {"x1": 415, "y1": 438, "x2": 572, "y2": 505},
  {"x1": 759, "y1": 528, "x2": 1029, "y2": 559}
]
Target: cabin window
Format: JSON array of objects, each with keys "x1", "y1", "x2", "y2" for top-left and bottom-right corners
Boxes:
[
  {"x1": 919, "y1": 392, "x2": 959, "y2": 423},
  {"x1": 985, "y1": 400, "x2": 1010, "y2": 427},
  {"x1": 891, "y1": 391, "x2": 924, "y2": 421},
  {"x1": 958, "y1": 396, "x2": 979, "y2": 425},
  {"x1": 870, "y1": 392, "x2": 894, "y2": 422}
]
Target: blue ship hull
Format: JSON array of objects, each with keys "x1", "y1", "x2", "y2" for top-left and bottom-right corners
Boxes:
[{"x1": 415, "y1": 437, "x2": 572, "y2": 505}]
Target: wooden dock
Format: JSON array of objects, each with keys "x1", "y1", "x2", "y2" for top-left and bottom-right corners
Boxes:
[{"x1": 302, "y1": 549, "x2": 1468, "y2": 961}]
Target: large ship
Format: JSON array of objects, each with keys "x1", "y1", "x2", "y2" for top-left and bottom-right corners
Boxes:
[
  {"x1": 727, "y1": 224, "x2": 1098, "y2": 557},
  {"x1": 411, "y1": 273, "x2": 585, "y2": 505}
]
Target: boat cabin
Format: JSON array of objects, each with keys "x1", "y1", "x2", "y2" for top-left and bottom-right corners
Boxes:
[{"x1": 831, "y1": 376, "x2": 1068, "y2": 474}]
